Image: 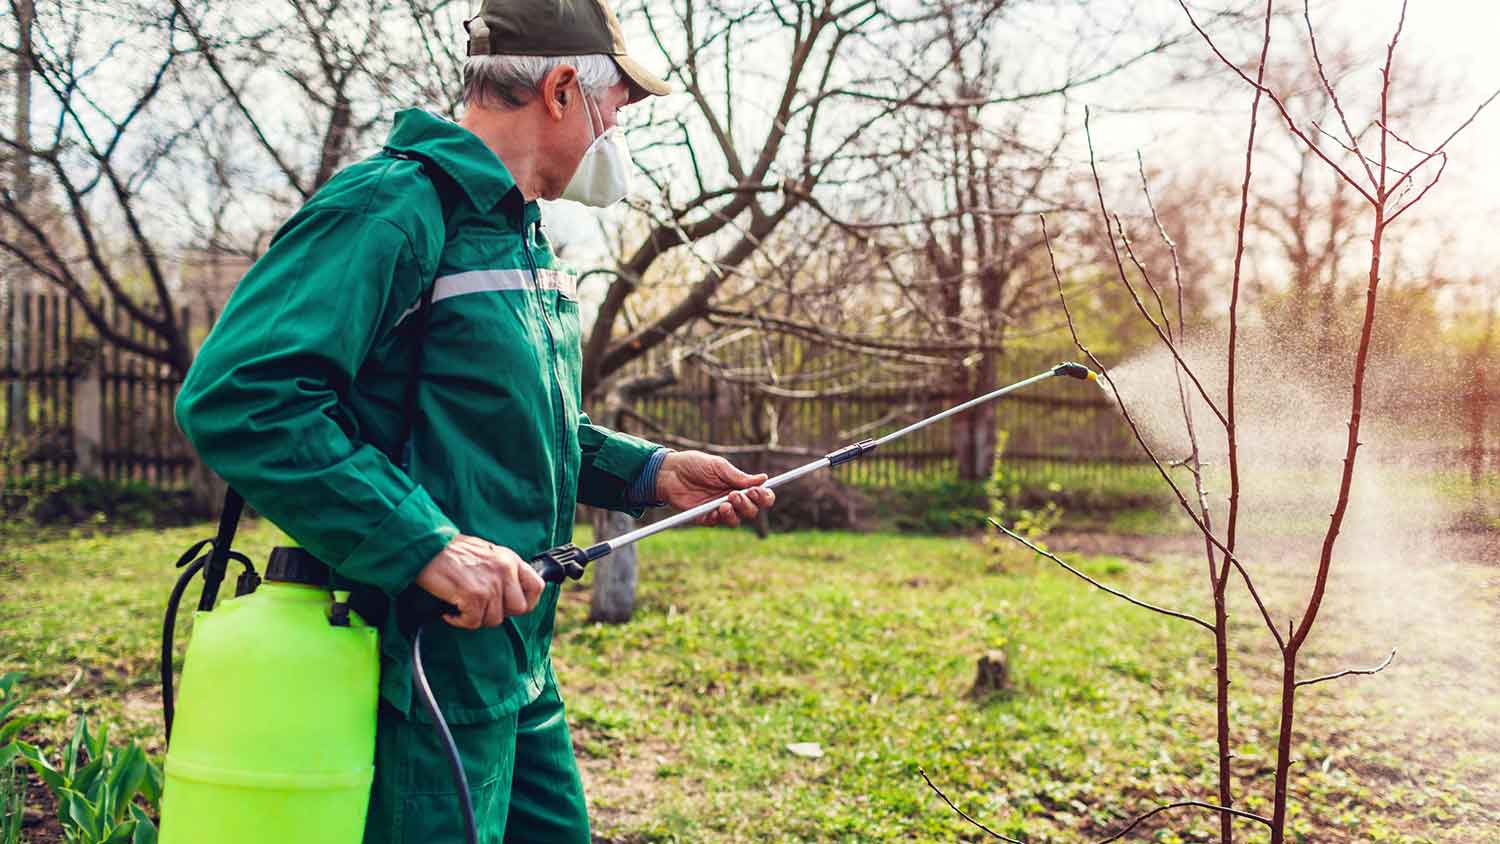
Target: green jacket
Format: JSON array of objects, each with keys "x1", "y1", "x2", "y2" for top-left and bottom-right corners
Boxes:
[{"x1": 176, "y1": 108, "x2": 660, "y2": 724}]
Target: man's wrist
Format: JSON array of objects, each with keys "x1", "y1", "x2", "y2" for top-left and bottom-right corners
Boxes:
[{"x1": 624, "y1": 447, "x2": 671, "y2": 508}]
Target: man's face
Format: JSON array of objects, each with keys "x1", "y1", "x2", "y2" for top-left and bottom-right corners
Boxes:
[{"x1": 545, "y1": 75, "x2": 631, "y2": 201}]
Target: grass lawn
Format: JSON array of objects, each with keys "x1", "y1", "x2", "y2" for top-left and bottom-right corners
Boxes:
[{"x1": 1, "y1": 519, "x2": 1496, "y2": 843}]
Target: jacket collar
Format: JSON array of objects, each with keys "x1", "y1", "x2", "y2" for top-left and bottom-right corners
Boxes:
[{"x1": 384, "y1": 108, "x2": 523, "y2": 215}]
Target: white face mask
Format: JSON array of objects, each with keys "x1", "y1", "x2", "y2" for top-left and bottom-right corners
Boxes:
[{"x1": 561, "y1": 90, "x2": 632, "y2": 207}]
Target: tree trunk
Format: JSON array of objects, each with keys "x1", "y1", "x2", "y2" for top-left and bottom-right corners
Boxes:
[
  {"x1": 1467, "y1": 295, "x2": 1495, "y2": 511},
  {"x1": 585, "y1": 381, "x2": 655, "y2": 623},
  {"x1": 587, "y1": 508, "x2": 638, "y2": 623},
  {"x1": 1269, "y1": 651, "x2": 1299, "y2": 844},
  {"x1": 5, "y1": 0, "x2": 36, "y2": 450},
  {"x1": 313, "y1": 90, "x2": 352, "y2": 191},
  {"x1": 1211, "y1": 578, "x2": 1234, "y2": 844},
  {"x1": 188, "y1": 457, "x2": 228, "y2": 517},
  {"x1": 13, "y1": 0, "x2": 34, "y2": 207}
]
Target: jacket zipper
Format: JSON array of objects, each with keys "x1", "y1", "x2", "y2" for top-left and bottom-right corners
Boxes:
[{"x1": 522, "y1": 221, "x2": 569, "y2": 547}]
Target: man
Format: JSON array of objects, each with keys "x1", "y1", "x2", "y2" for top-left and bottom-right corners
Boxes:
[{"x1": 174, "y1": 1, "x2": 774, "y2": 841}]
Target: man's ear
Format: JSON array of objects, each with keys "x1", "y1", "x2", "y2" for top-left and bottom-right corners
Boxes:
[{"x1": 540, "y1": 65, "x2": 578, "y2": 121}]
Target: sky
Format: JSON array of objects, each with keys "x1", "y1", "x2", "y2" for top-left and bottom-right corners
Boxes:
[
  {"x1": 1299, "y1": 0, "x2": 1500, "y2": 278},
  {"x1": 568, "y1": 0, "x2": 1500, "y2": 289},
  {"x1": 1018, "y1": 0, "x2": 1500, "y2": 287},
  {"x1": 13, "y1": 0, "x2": 1498, "y2": 298}
]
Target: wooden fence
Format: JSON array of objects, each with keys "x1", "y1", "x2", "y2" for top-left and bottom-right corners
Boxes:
[
  {"x1": 612, "y1": 332, "x2": 1499, "y2": 493},
  {"x1": 615, "y1": 334, "x2": 1150, "y2": 488},
  {"x1": 3, "y1": 291, "x2": 1151, "y2": 493},
  {"x1": 2, "y1": 291, "x2": 196, "y2": 486},
  {"x1": 4, "y1": 290, "x2": 1491, "y2": 500}
]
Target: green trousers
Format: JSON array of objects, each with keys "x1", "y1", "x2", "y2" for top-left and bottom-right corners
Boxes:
[{"x1": 363, "y1": 672, "x2": 589, "y2": 844}]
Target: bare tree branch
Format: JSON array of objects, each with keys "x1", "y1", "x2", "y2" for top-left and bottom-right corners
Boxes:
[
  {"x1": 920, "y1": 767, "x2": 1273, "y2": 844},
  {"x1": 987, "y1": 518, "x2": 1215, "y2": 632},
  {"x1": 917, "y1": 767, "x2": 1022, "y2": 844},
  {"x1": 1295, "y1": 648, "x2": 1397, "y2": 689}
]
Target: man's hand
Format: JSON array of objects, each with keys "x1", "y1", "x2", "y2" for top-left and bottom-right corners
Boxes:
[
  {"x1": 415, "y1": 535, "x2": 546, "y2": 630},
  {"x1": 655, "y1": 450, "x2": 776, "y2": 527}
]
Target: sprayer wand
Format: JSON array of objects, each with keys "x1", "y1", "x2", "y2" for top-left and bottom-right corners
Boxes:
[
  {"x1": 527, "y1": 361, "x2": 1098, "y2": 582},
  {"x1": 414, "y1": 360, "x2": 1097, "y2": 844}
]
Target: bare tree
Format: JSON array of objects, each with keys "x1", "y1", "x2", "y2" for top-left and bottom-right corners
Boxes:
[
  {"x1": 934, "y1": 1, "x2": 1497, "y2": 842},
  {"x1": 578, "y1": 0, "x2": 1198, "y2": 620},
  {"x1": 582, "y1": 0, "x2": 1191, "y2": 399},
  {"x1": 914, "y1": 5, "x2": 1077, "y2": 482},
  {"x1": 0, "y1": 1, "x2": 199, "y2": 371}
]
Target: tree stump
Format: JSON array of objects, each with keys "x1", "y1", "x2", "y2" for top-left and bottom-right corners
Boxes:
[{"x1": 970, "y1": 650, "x2": 1012, "y2": 697}]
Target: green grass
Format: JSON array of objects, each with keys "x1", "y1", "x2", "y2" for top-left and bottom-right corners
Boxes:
[{"x1": 1, "y1": 520, "x2": 1495, "y2": 843}]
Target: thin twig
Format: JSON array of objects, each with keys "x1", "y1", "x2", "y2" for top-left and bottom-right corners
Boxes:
[
  {"x1": 987, "y1": 519, "x2": 1215, "y2": 633},
  {"x1": 921, "y1": 768, "x2": 1271, "y2": 843},
  {"x1": 1302, "y1": 0, "x2": 1377, "y2": 191},
  {"x1": 1135, "y1": 160, "x2": 1283, "y2": 651},
  {"x1": 1175, "y1": 0, "x2": 1375, "y2": 205},
  {"x1": 1094, "y1": 801, "x2": 1273, "y2": 842},
  {"x1": 1295, "y1": 648, "x2": 1396, "y2": 689},
  {"x1": 1079, "y1": 113, "x2": 1228, "y2": 429},
  {"x1": 1040, "y1": 221, "x2": 1286, "y2": 648},
  {"x1": 918, "y1": 768, "x2": 1023, "y2": 843}
]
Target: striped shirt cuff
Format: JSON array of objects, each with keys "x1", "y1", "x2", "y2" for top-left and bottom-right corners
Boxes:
[{"x1": 624, "y1": 447, "x2": 670, "y2": 508}]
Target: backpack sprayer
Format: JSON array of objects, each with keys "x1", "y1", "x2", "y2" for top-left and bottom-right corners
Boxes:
[{"x1": 157, "y1": 361, "x2": 1096, "y2": 844}]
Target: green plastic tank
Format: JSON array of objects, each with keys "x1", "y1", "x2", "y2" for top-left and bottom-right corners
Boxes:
[{"x1": 160, "y1": 547, "x2": 379, "y2": 844}]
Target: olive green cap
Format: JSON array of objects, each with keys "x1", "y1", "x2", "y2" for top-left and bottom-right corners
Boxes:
[{"x1": 464, "y1": 0, "x2": 673, "y2": 103}]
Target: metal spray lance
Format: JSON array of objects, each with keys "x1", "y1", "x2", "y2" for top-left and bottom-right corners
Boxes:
[
  {"x1": 414, "y1": 360, "x2": 1099, "y2": 844},
  {"x1": 526, "y1": 360, "x2": 1099, "y2": 581}
]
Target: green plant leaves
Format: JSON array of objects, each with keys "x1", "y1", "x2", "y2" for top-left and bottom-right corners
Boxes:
[
  {"x1": 105, "y1": 745, "x2": 149, "y2": 826},
  {"x1": 13, "y1": 714, "x2": 161, "y2": 844},
  {"x1": 1, "y1": 742, "x2": 25, "y2": 844},
  {"x1": 61, "y1": 789, "x2": 102, "y2": 842},
  {"x1": 129, "y1": 804, "x2": 157, "y2": 844},
  {"x1": 0, "y1": 673, "x2": 37, "y2": 748},
  {"x1": 140, "y1": 760, "x2": 163, "y2": 806},
  {"x1": 0, "y1": 674, "x2": 23, "y2": 724},
  {"x1": 18, "y1": 741, "x2": 67, "y2": 794},
  {"x1": 0, "y1": 714, "x2": 38, "y2": 747}
]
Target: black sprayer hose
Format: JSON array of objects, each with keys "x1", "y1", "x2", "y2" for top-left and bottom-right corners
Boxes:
[
  {"x1": 161, "y1": 557, "x2": 205, "y2": 742},
  {"x1": 412, "y1": 623, "x2": 478, "y2": 844},
  {"x1": 162, "y1": 540, "x2": 212, "y2": 743}
]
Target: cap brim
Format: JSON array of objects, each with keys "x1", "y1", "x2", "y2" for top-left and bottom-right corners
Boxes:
[{"x1": 613, "y1": 53, "x2": 673, "y2": 103}]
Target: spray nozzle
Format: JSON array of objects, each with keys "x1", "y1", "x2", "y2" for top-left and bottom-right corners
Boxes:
[{"x1": 1053, "y1": 361, "x2": 1098, "y2": 381}]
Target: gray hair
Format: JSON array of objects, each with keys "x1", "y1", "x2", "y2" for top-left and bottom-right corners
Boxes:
[{"x1": 462, "y1": 54, "x2": 621, "y2": 109}]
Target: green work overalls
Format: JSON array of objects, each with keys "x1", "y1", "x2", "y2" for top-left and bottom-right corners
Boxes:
[{"x1": 176, "y1": 108, "x2": 660, "y2": 843}]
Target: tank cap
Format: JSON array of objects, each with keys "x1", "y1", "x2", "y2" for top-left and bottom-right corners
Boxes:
[{"x1": 265, "y1": 547, "x2": 331, "y2": 586}]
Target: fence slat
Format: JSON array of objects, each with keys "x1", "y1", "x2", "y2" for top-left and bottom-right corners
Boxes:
[{"x1": 0, "y1": 292, "x2": 193, "y2": 487}]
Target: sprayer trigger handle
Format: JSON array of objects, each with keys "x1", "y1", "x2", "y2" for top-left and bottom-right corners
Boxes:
[{"x1": 529, "y1": 544, "x2": 590, "y2": 584}]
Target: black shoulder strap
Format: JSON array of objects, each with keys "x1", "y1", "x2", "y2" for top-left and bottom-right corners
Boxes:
[
  {"x1": 381, "y1": 147, "x2": 463, "y2": 468},
  {"x1": 194, "y1": 148, "x2": 462, "y2": 585},
  {"x1": 167, "y1": 149, "x2": 465, "y2": 736}
]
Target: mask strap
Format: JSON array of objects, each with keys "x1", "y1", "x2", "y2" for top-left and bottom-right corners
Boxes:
[{"x1": 581, "y1": 86, "x2": 605, "y2": 140}]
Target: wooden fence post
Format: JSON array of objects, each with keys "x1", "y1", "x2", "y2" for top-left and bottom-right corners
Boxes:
[{"x1": 72, "y1": 340, "x2": 103, "y2": 478}]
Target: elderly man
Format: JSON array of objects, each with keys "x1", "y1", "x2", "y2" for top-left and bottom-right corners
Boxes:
[{"x1": 174, "y1": 1, "x2": 773, "y2": 841}]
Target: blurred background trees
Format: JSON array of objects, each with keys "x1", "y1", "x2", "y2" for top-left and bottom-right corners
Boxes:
[{"x1": 1, "y1": 0, "x2": 1494, "y2": 526}]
